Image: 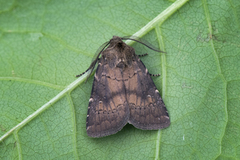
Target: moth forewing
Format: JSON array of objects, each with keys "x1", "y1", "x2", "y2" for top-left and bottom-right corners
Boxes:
[
  {"x1": 86, "y1": 55, "x2": 129, "y2": 138},
  {"x1": 78, "y1": 36, "x2": 170, "y2": 138},
  {"x1": 126, "y1": 58, "x2": 170, "y2": 130}
]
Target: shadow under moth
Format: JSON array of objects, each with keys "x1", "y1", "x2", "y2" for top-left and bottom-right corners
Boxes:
[{"x1": 77, "y1": 36, "x2": 170, "y2": 138}]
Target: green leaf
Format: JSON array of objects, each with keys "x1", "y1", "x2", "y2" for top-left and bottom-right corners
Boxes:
[{"x1": 0, "y1": 0, "x2": 239, "y2": 159}]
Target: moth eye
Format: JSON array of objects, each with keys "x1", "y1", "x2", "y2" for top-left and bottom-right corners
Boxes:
[{"x1": 117, "y1": 43, "x2": 122, "y2": 48}]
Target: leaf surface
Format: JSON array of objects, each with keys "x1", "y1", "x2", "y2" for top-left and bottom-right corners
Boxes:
[{"x1": 0, "y1": 0, "x2": 239, "y2": 159}]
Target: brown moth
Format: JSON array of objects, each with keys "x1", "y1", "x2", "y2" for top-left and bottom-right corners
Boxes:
[{"x1": 76, "y1": 36, "x2": 170, "y2": 138}]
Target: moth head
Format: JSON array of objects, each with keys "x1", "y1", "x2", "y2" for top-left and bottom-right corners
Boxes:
[
  {"x1": 109, "y1": 36, "x2": 127, "y2": 51},
  {"x1": 102, "y1": 36, "x2": 135, "y2": 69}
]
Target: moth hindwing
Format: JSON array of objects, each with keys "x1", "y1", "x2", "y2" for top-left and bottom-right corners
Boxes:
[{"x1": 78, "y1": 36, "x2": 170, "y2": 138}]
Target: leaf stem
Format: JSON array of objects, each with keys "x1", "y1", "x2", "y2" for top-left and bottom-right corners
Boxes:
[
  {"x1": 125, "y1": 0, "x2": 189, "y2": 45},
  {"x1": 0, "y1": 71, "x2": 90, "y2": 142}
]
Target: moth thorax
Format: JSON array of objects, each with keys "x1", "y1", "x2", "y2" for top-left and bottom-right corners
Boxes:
[{"x1": 116, "y1": 61, "x2": 126, "y2": 69}]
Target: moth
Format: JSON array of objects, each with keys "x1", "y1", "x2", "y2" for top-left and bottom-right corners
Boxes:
[{"x1": 77, "y1": 36, "x2": 170, "y2": 138}]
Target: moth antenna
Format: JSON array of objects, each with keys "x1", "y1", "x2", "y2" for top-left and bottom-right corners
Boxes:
[
  {"x1": 86, "y1": 41, "x2": 110, "y2": 82},
  {"x1": 121, "y1": 36, "x2": 166, "y2": 53},
  {"x1": 85, "y1": 60, "x2": 98, "y2": 83},
  {"x1": 76, "y1": 41, "x2": 111, "y2": 82}
]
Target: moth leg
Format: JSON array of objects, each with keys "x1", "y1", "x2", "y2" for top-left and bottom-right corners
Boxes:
[
  {"x1": 76, "y1": 68, "x2": 90, "y2": 77},
  {"x1": 149, "y1": 73, "x2": 160, "y2": 77},
  {"x1": 138, "y1": 53, "x2": 160, "y2": 77},
  {"x1": 138, "y1": 53, "x2": 148, "y2": 57}
]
